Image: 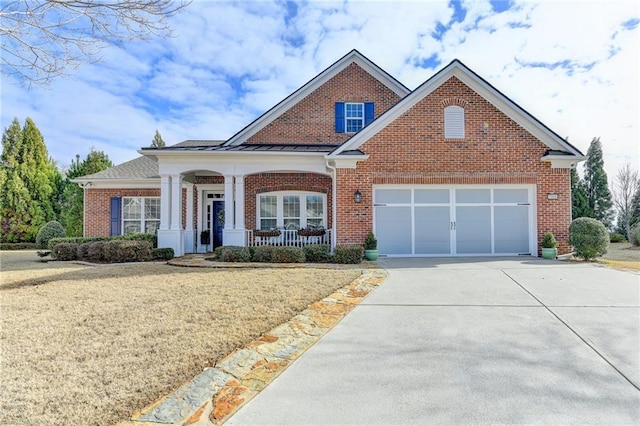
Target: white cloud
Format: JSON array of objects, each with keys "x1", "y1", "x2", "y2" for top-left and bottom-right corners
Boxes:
[{"x1": 1, "y1": 0, "x2": 637, "y2": 180}]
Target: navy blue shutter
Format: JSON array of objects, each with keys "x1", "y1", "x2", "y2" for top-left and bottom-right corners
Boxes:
[
  {"x1": 364, "y1": 102, "x2": 375, "y2": 126},
  {"x1": 335, "y1": 102, "x2": 345, "y2": 133},
  {"x1": 110, "y1": 197, "x2": 121, "y2": 236}
]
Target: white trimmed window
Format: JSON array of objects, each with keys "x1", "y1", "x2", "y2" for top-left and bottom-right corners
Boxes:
[
  {"x1": 257, "y1": 192, "x2": 326, "y2": 230},
  {"x1": 345, "y1": 103, "x2": 364, "y2": 133},
  {"x1": 122, "y1": 197, "x2": 160, "y2": 234},
  {"x1": 444, "y1": 105, "x2": 465, "y2": 139}
]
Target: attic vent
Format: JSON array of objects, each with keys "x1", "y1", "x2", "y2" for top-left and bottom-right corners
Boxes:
[{"x1": 444, "y1": 105, "x2": 465, "y2": 139}]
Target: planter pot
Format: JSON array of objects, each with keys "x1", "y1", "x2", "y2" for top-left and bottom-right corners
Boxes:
[
  {"x1": 364, "y1": 249, "x2": 379, "y2": 261},
  {"x1": 541, "y1": 247, "x2": 557, "y2": 259}
]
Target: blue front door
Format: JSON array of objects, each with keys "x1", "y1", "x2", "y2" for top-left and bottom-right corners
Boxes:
[{"x1": 213, "y1": 201, "x2": 224, "y2": 248}]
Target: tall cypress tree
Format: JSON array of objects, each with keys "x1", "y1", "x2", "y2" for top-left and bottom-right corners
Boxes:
[
  {"x1": 584, "y1": 137, "x2": 614, "y2": 228},
  {"x1": 151, "y1": 130, "x2": 166, "y2": 147},
  {"x1": 0, "y1": 117, "x2": 61, "y2": 242},
  {"x1": 570, "y1": 168, "x2": 591, "y2": 219},
  {"x1": 60, "y1": 148, "x2": 112, "y2": 237}
]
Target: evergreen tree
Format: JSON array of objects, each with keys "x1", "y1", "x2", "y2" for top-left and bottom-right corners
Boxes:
[
  {"x1": 630, "y1": 187, "x2": 640, "y2": 228},
  {"x1": 570, "y1": 168, "x2": 591, "y2": 219},
  {"x1": 0, "y1": 117, "x2": 61, "y2": 242},
  {"x1": 151, "y1": 130, "x2": 166, "y2": 147},
  {"x1": 60, "y1": 148, "x2": 113, "y2": 237},
  {"x1": 584, "y1": 137, "x2": 614, "y2": 228}
]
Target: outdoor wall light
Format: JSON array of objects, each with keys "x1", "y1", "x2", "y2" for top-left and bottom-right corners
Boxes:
[{"x1": 354, "y1": 189, "x2": 362, "y2": 203}]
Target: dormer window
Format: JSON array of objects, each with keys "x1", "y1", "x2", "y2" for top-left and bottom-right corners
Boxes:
[
  {"x1": 444, "y1": 105, "x2": 465, "y2": 139},
  {"x1": 335, "y1": 102, "x2": 375, "y2": 133}
]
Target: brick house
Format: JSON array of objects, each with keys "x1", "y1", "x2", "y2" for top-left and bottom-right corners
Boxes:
[{"x1": 74, "y1": 50, "x2": 585, "y2": 257}]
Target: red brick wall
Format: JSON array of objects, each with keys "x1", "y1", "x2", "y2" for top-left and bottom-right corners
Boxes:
[
  {"x1": 334, "y1": 76, "x2": 572, "y2": 254},
  {"x1": 85, "y1": 188, "x2": 160, "y2": 237},
  {"x1": 244, "y1": 173, "x2": 333, "y2": 230},
  {"x1": 246, "y1": 63, "x2": 403, "y2": 144}
]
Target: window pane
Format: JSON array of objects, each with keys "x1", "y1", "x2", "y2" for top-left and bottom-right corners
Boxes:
[
  {"x1": 145, "y1": 198, "x2": 160, "y2": 219},
  {"x1": 306, "y1": 195, "x2": 323, "y2": 222},
  {"x1": 456, "y1": 189, "x2": 490, "y2": 203},
  {"x1": 283, "y1": 195, "x2": 300, "y2": 218},
  {"x1": 284, "y1": 219, "x2": 300, "y2": 230},
  {"x1": 307, "y1": 218, "x2": 323, "y2": 228},
  {"x1": 346, "y1": 119, "x2": 363, "y2": 133},
  {"x1": 260, "y1": 218, "x2": 277, "y2": 229},
  {"x1": 145, "y1": 220, "x2": 160, "y2": 234},
  {"x1": 375, "y1": 189, "x2": 411, "y2": 204},
  {"x1": 123, "y1": 221, "x2": 141, "y2": 234},
  {"x1": 260, "y1": 196, "x2": 277, "y2": 218},
  {"x1": 346, "y1": 103, "x2": 363, "y2": 132},
  {"x1": 123, "y1": 198, "x2": 141, "y2": 220},
  {"x1": 494, "y1": 189, "x2": 528, "y2": 204},
  {"x1": 414, "y1": 189, "x2": 449, "y2": 204}
]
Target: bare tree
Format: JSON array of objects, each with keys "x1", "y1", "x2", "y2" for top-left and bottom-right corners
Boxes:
[
  {"x1": 1, "y1": 0, "x2": 189, "y2": 86},
  {"x1": 613, "y1": 163, "x2": 640, "y2": 240}
]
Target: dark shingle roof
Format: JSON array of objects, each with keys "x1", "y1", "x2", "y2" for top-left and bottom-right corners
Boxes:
[{"x1": 78, "y1": 156, "x2": 158, "y2": 180}]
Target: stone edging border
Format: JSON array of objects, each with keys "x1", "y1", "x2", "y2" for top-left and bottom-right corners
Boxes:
[{"x1": 115, "y1": 268, "x2": 388, "y2": 426}]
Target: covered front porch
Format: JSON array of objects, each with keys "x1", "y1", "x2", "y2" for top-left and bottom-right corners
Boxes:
[{"x1": 142, "y1": 144, "x2": 340, "y2": 257}]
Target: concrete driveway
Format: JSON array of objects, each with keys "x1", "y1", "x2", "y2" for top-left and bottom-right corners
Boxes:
[{"x1": 228, "y1": 258, "x2": 640, "y2": 425}]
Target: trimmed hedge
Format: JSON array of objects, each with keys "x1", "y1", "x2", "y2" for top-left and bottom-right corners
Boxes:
[
  {"x1": 87, "y1": 241, "x2": 108, "y2": 263},
  {"x1": 219, "y1": 246, "x2": 252, "y2": 262},
  {"x1": 53, "y1": 243, "x2": 79, "y2": 261},
  {"x1": 332, "y1": 245, "x2": 363, "y2": 264},
  {"x1": 152, "y1": 247, "x2": 174, "y2": 261},
  {"x1": 569, "y1": 217, "x2": 609, "y2": 260},
  {"x1": 252, "y1": 245, "x2": 275, "y2": 262},
  {"x1": 303, "y1": 244, "x2": 331, "y2": 263},
  {"x1": 49, "y1": 236, "x2": 106, "y2": 252},
  {"x1": 271, "y1": 246, "x2": 305, "y2": 263},
  {"x1": 36, "y1": 221, "x2": 66, "y2": 249},
  {"x1": 114, "y1": 232, "x2": 157, "y2": 248},
  {"x1": 609, "y1": 232, "x2": 626, "y2": 243},
  {"x1": 0, "y1": 243, "x2": 38, "y2": 250},
  {"x1": 103, "y1": 240, "x2": 152, "y2": 263}
]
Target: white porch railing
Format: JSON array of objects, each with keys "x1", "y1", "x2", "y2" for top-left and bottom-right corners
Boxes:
[{"x1": 246, "y1": 229, "x2": 332, "y2": 248}]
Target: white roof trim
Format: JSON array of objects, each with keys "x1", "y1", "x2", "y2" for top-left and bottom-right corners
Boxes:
[
  {"x1": 224, "y1": 50, "x2": 410, "y2": 147},
  {"x1": 330, "y1": 60, "x2": 584, "y2": 159}
]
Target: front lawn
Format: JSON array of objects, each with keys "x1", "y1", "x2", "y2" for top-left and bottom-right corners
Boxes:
[{"x1": 0, "y1": 251, "x2": 360, "y2": 426}]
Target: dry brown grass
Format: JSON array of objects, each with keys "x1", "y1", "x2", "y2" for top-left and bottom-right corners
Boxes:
[
  {"x1": 0, "y1": 251, "x2": 361, "y2": 426},
  {"x1": 598, "y1": 242, "x2": 640, "y2": 271}
]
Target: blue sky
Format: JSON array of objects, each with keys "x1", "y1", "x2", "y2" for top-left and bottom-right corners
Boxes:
[{"x1": 1, "y1": 0, "x2": 638, "y2": 180}]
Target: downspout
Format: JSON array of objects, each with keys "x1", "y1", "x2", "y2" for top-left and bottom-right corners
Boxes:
[{"x1": 326, "y1": 160, "x2": 337, "y2": 252}]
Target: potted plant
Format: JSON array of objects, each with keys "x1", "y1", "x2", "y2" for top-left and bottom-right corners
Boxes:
[
  {"x1": 200, "y1": 230, "x2": 211, "y2": 245},
  {"x1": 364, "y1": 231, "x2": 378, "y2": 261},
  {"x1": 541, "y1": 232, "x2": 558, "y2": 259}
]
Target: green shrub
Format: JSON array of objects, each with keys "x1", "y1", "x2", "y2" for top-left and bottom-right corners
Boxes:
[
  {"x1": 252, "y1": 245, "x2": 275, "y2": 262},
  {"x1": 303, "y1": 244, "x2": 331, "y2": 263},
  {"x1": 53, "y1": 243, "x2": 79, "y2": 261},
  {"x1": 35, "y1": 221, "x2": 66, "y2": 249},
  {"x1": 87, "y1": 241, "x2": 107, "y2": 263},
  {"x1": 115, "y1": 232, "x2": 157, "y2": 248},
  {"x1": 152, "y1": 247, "x2": 174, "y2": 260},
  {"x1": 0, "y1": 243, "x2": 38, "y2": 250},
  {"x1": 77, "y1": 242, "x2": 91, "y2": 260},
  {"x1": 271, "y1": 246, "x2": 305, "y2": 263},
  {"x1": 48, "y1": 236, "x2": 106, "y2": 251},
  {"x1": 364, "y1": 232, "x2": 377, "y2": 250},
  {"x1": 212, "y1": 245, "x2": 226, "y2": 259},
  {"x1": 609, "y1": 232, "x2": 626, "y2": 243},
  {"x1": 103, "y1": 240, "x2": 153, "y2": 263},
  {"x1": 569, "y1": 217, "x2": 609, "y2": 260},
  {"x1": 541, "y1": 232, "x2": 558, "y2": 248},
  {"x1": 332, "y1": 245, "x2": 363, "y2": 264},
  {"x1": 219, "y1": 246, "x2": 252, "y2": 262}
]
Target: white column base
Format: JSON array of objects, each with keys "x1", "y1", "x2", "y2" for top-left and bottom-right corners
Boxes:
[
  {"x1": 184, "y1": 230, "x2": 195, "y2": 254},
  {"x1": 223, "y1": 229, "x2": 246, "y2": 246},
  {"x1": 158, "y1": 229, "x2": 185, "y2": 257}
]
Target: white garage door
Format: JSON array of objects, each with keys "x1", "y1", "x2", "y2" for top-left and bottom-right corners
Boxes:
[{"x1": 374, "y1": 186, "x2": 535, "y2": 256}]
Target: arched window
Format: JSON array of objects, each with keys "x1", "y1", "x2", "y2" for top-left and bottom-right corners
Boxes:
[{"x1": 444, "y1": 105, "x2": 465, "y2": 139}]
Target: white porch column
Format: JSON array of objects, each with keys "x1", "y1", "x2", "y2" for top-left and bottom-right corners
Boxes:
[
  {"x1": 184, "y1": 183, "x2": 195, "y2": 253},
  {"x1": 223, "y1": 174, "x2": 245, "y2": 246},
  {"x1": 159, "y1": 175, "x2": 171, "y2": 230},
  {"x1": 170, "y1": 174, "x2": 183, "y2": 231},
  {"x1": 234, "y1": 175, "x2": 245, "y2": 230},
  {"x1": 224, "y1": 175, "x2": 234, "y2": 230}
]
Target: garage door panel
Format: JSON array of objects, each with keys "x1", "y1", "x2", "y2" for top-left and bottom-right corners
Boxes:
[
  {"x1": 415, "y1": 206, "x2": 451, "y2": 254},
  {"x1": 494, "y1": 189, "x2": 528, "y2": 203},
  {"x1": 414, "y1": 189, "x2": 449, "y2": 204},
  {"x1": 376, "y1": 206, "x2": 412, "y2": 255},
  {"x1": 494, "y1": 206, "x2": 530, "y2": 253},
  {"x1": 376, "y1": 189, "x2": 411, "y2": 204},
  {"x1": 456, "y1": 206, "x2": 491, "y2": 254}
]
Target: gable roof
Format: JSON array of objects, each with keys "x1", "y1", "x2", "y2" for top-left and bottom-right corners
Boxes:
[
  {"x1": 75, "y1": 155, "x2": 159, "y2": 181},
  {"x1": 223, "y1": 49, "x2": 411, "y2": 146},
  {"x1": 330, "y1": 59, "x2": 585, "y2": 159}
]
